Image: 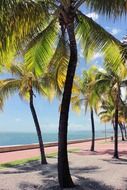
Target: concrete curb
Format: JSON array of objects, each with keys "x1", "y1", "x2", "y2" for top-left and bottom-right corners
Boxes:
[{"x1": 0, "y1": 137, "x2": 111, "y2": 153}]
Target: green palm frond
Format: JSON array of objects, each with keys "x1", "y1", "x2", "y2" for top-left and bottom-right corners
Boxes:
[
  {"x1": 85, "y1": 0, "x2": 127, "y2": 17},
  {"x1": 0, "y1": 97, "x2": 4, "y2": 111},
  {"x1": 99, "y1": 114, "x2": 112, "y2": 123},
  {"x1": 25, "y1": 19, "x2": 59, "y2": 76},
  {"x1": 10, "y1": 64, "x2": 24, "y2": 77},
  {"x1": 0, "y1": 79, "x2": 21, "y2": 100},
  {"x1": 32, "y1": 77, "x2": 55, "y2": 102},
  {"x1": 0, "y1": 0, "x2": 50, "y2": 53},
  {"x1": 76, "y1": 12, "x2": 124, "y2": 70},
  {"x1": 47, "y1": 36, "x2": 69, "y2": 96},
  {"x1": 71, "y1": 95, "x2": 85, "y2": 113},
  {"x1": 71, "y1": 66, "x2": 101, "y2": 115},
  {"x1": 0, "y1": 62, "x2": 58, "y2": 104}
]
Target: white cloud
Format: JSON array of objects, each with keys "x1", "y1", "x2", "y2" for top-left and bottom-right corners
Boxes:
[
  {"x1": 98, "y1": 67, "x2": 105, "y2": 72},
  {"x1": 86, "y1": 12, "x2": 99, "y2": 21},
  {"x1": 79, "y1": 52, "x2": 103, "y2": 61},
  {"x1": 121, "y1": 87, "x2": 127, "y2": 101},
  {"x1": 111, "y1": 28, "x2": 121, "y2": 35},
  {"x1": 92, "y1": 52, "x2": 103, "y2": 60},
  {"x1": 79, "y1": 49, "x2": 84, "y2": 58},
  {"x1": 106, "y1": 27, "x2": 121, "y2": 36}
]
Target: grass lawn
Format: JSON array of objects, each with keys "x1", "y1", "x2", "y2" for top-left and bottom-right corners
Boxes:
[{"x1": 0, "y1": 148, "x2": 80, "y2": 170}]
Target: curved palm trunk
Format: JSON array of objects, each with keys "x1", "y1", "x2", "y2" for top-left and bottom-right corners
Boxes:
[
  {"x1": 90, "y1": 108, "x2": 95, "y2": 151},
  {"x1": 29, "y1": 89, "x2": 47, "y2": 165},
  {"x1": 58, "y1": 21, "x2": 77, "y2": 188},
  {"x1": 119, "y1": 123, "x2": 125, "y2": 141},
  {"x1": 113, "y1": 84, "x2": 119, "y2": 159}
]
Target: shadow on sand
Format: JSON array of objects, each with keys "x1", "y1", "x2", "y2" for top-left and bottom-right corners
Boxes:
[
  {"x1": 19, "y1": 177, "x2": 114, "y2": 190},
  {"x1": 4, "y1": 160, "x2": 114, "y2": 190},
  {"x1": 74, "y1": 149, "x2": 127, "y2": 157},
  {"x1": 102, "y1": 157, "x2": 127, "y2": 165},
  {"x1": 1, "y1": 155, "x2": 124, "y2": 189}
]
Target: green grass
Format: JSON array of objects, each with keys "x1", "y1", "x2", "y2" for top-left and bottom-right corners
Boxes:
[
  {"x1": 68, "y1": 148, "x2": 80, "y2": 153},
  {"x1": 0, "y1": 148, "x2": 80, "y2": 170},
  {"x1": 0, "y1": 156, "x2": 39, "y2": 169},
  {"x1": 46, "y1": 152, "x2": 57, "y2": 158}
]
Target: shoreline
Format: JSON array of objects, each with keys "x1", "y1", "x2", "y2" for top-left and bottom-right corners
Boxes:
[
  {"x1": 0, "y1": 137, "x2": 125, "y2": 164},
  {"x1": 0, "y1": 136, "x2": 111, "y2": 153}
]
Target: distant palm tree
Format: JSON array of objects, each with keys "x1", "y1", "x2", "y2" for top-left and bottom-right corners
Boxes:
[
  {"x1": 0, "y1": 64, "x2": 53, "y2": 165},
  {"x1": 72, "y1": 67, "x2": 100, "y2": 151},
  {"x1": 99, "y1": 99, "x2": 126, "y2": 141},
  {"x1": 96, "y1": 66, "x2": 127, "y2": 158}
]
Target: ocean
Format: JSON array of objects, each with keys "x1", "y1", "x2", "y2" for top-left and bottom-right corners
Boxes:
[{"x1": 0, "y1": 130, "x2": 113, "y2": 146}]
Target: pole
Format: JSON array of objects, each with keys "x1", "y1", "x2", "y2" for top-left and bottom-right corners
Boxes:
[{"x1": 105, "y1": 123, "x2": 107, "y2": 142}]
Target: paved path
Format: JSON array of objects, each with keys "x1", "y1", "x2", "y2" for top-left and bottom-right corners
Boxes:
[{"x1": 0, "y1": 139, "x2": 127, "y2": 164}]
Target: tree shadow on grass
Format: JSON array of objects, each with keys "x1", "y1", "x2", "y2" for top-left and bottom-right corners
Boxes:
[
  {"x1": 0, "y1": 160, "x2": 57, "y2": 175},
  {"x1": 19, "y1": 176, "x2": 114, "y2": 190}
]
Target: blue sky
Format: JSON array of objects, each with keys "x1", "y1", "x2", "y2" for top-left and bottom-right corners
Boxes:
[{"x1": 0, "y1": 6, "x2": 127, "y2": 133}]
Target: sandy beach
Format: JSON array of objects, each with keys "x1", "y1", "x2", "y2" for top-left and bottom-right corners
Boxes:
[{"x1": 0, "y1": 139, "x2": 127, "y2": 190}]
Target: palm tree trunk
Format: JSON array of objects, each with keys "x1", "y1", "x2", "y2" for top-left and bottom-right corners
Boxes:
[
  {"x1": 113, "y1": 84, "x2": 119, "y2": 159},
  {"x1": 58, "y1": 20, "x2": 77, "y2": 188},
  {"x1": 125, "y1": 127, "x2": 127, "y2": 139},
  {"x1": 123, "y1": 124, "x2": 127, "y2": 139},
  {"x1": 29, "y1": 88, "x2": 47, "y2": 165},
  {"x1": 90, "y1": 108, "x2": 95, "y2": 151},
  {"x1": 119, "y1": 123, "x2": 125, "y2": 141}
]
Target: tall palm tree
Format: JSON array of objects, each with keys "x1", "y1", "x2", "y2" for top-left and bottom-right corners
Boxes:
[
  {"x1": 1, "y1": 1, "x2": 127, "y2": 187},
  {"x1": 0, "y1": 64, "x2": 53, "y2": 165}
]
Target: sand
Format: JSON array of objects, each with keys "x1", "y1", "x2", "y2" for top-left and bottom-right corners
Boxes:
[{"x1": 0, "y1": 139, "x2": 127, "y2": 190}]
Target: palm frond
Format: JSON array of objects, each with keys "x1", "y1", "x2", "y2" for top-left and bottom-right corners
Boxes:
[
  {"x1": 71, "y1": 95, "x2": 85, "y2": 113},
  {"x1": 46, "y1": 36, "x2": 69, "y2": 96},
  {"x1": 0, "y1": 79, "x2": 21, "y2": 100},
  {"x1": 76, "y1": 12, "x2": 124, "y2": 71},
  {"x1": 25, "y1": 19, "x2": 59, "y2": 76},
  {"x1": 10, "y1": 64, "x2": 24, "y2": 77},
  {"x1": 84, "y1": 0, "x2": 127, "y2": 17},
  {"x1": 0, "y1": 0, "x2": 50, "y2": 54},
  {"x1": 99, "y1": 114, "x2": 112, "y2": 123}
]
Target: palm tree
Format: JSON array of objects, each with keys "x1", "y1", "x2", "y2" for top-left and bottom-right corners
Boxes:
[
  {"x1": 99, "y1": 99, "x2": 126, "y2": 141},
  {"x1": 1, "y1": 1, "x2": 127, "y2": 187},
  {"x1": 96, "y1": 66, "x2": 127, "y2": 158},
  {"x1": 72, "y1": 67, "x2": 100, "y2": 151},
  {"x1": 0, "y1": 64, "x2": 53, "y2": 165}
]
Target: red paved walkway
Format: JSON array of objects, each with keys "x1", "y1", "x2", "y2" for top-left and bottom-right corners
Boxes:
[{"x1": 0, "y1": 139, "x2": 127, "y2": 164}]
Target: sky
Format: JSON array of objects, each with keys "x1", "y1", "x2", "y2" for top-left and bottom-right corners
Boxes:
[{"x1": 0, "y1": 4, "x2": 127, "y2": 133}]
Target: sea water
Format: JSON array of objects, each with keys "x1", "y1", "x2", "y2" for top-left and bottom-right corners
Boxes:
[{"x1": 0, "y1": 130, "x2": 113, "y2": 146}]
